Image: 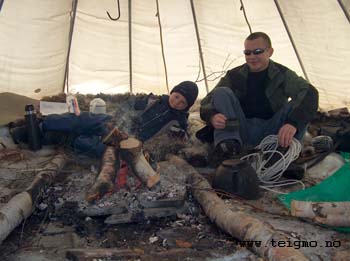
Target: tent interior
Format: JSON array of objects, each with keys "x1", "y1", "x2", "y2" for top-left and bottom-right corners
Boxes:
[
  {"x1": 0, "y1": 0, "x2": 350, "y2": 110},
  {"x1": 1, "y1": 1, "x2": 350, "y2": 260}
]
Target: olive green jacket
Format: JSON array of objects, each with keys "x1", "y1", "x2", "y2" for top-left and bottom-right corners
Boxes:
[{"x1": 200, "y1": 60, "x2": 319, "y2": 130}]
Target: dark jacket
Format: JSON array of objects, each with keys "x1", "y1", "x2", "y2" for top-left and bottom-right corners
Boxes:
[
  {"x1": 200, "y1": 60, "x2": 319, "y2": 130},
  {"x1": 134, "y1": 94, "x2": 189, "y2": 141}
]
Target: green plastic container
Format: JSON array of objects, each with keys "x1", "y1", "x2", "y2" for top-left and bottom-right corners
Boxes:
[{"x1": 278, "y1": 152, "x2": 350, "y2": 232}]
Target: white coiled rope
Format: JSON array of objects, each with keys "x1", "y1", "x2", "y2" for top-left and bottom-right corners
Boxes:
[{"x1": 240, "y1": 135, "x2": 305, "y2": 194}]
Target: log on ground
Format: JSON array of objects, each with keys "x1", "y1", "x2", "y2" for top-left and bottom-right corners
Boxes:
[
  {"x1": 66, "y1": 248, "x2": 144, "y2": 261},
  {"x1": 167, "y1": 155, "x2": 308, "y2": 260},
  {"x1": 291, "y1": 200, "x2": 350, "y2": 227},
  {"x1": 0, "y1": 152, "x2": 67, "y2": 244}
]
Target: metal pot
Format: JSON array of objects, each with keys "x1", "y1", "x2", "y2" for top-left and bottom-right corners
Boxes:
[{"x1": 212, "y1": 159, "x2": 260, "y2": 199}]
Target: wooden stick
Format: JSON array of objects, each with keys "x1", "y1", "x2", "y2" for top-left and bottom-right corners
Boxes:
[
  {"x1": 291, "y1": 200, "x2": 350, "y2": 226},
  {"x1": 0, "y1": 153, "x2": 67, "y2": 244},
  {"x1": 0, "y1": 148, "x2": 23, "y2": 161},
  {"x1": 167, "y1": 155, "x2": 307, "y2": 260},
  {"x1": 66, "y1": 248, "x2": 197, "y2": 261},
  {"x1": 120, "y1": 137, "x2": 160, "y2": 188},
  {"x1": 85, "y1": 146, "x2": 117, "y2": 203},
  {"x1": 66, "y1": 248, "x2": 144, "y2": 261}
]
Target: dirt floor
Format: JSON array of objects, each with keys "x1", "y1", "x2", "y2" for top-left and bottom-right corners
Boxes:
[
  {"x1": 1, "y1": 94, "x2": 350, "y2": 260},
  {"x1": 0, "y1": 152, "x2": 259, "y2": 261},
  {"x1": 1, "y1": 145, "x2": 350, "y2": 261}
]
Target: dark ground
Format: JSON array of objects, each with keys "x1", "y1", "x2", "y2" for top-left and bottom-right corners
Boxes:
[{"x1": 1, "y1": 94, "x2": 350, "y2": 260}]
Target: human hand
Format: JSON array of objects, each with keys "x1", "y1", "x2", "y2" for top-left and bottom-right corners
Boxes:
[
  {"x1": 211, "y1": 113, "x2": 227, "y2": 129},
  {"x1": 278, "y1": 123, "x2": 297, "y2": 148}
]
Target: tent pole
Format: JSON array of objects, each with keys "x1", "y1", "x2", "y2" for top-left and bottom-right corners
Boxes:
[
  {"x1": 239, "y1": 0, "x2": 252, "y2": 33},
  {"x1": 63, "y1": 0, "x2": 78, "y2": 93},
  {"x1": 273, "y1": 0, "x2": 309, "y2": 82},
  {"x1": 338, "y1": 0, "x2": 350, "y2": 24},
  {"x1": 190, "y1": 0, "x2": 209, "y2": 93},
  {"x1": 156, "y1": 0, "x2": 169, "y2": 93},
  {"x1": 128, "y1": 0, "x2": 133, "y2": 94}
]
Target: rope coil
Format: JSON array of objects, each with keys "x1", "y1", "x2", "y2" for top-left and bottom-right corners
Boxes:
[{"x1": 240, "y1": 135, "x2": 304, "y2": 193}]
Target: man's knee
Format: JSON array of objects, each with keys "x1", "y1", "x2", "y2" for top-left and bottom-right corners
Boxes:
[
  {"x1": 213, "y1": 87, "x2": 235, "y2": 99},
  {"x1": 212, "y1": 87, "x2": 239, "y2": 106}
]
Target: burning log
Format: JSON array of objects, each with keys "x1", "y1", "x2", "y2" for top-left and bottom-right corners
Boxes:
[
  {"x1": 291, "y1": 200, "x2": 350, "y2": 227},
  {"x1": 0, "y1": 153, "x2": 67, "y2": 244},
  {"x1": 167, "y1": 155, "x2": 308, "y2": 260},
  {"x1": 120, "y1": 137, "x2": 160, "y2": 188},
  {"x1": 85, "y1": 146, "x2": 117, "y2": 203}
]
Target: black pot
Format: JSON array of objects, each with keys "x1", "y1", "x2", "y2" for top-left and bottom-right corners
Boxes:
[{"x1": 212, "y1": 159, "x2": 260, "y2": 200}]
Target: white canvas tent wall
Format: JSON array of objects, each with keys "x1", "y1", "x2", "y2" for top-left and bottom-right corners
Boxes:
[{"x1": 0, "y1": 0, "x2": 349, "y2": 110}]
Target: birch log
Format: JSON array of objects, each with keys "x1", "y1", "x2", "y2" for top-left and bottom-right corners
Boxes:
[
  {"x1": 120, "y1": 138, "x2": 160, "y2": 188},
  {"x1": 291, "y1": 200, "x2": 350, "y2": 226},
  {"x1": 0, "y1": 153, "x2": 67, "y2": 244},
  {"x1": 167, "y1": 155, "x2": 307, "y2": 261},
  {"x1": 86, "y1": 146, "x2": 117, "y2": 203}
]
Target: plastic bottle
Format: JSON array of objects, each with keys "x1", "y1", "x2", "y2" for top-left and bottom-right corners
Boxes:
[
  {"x1": 66, "y1": 93, "x2": 80, "y2": 116},
  {"x1": 25, "y1": 104, "x2": 42, "y2": 151}
]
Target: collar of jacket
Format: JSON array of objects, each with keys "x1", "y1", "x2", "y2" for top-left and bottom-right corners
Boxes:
[{"x1": 238, "y1": 60, "x2": 280, "y2": 80}]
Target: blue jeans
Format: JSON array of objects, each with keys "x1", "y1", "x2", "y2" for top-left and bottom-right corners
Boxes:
[
  {"x1": 42, "y1": 112, "x2": 112, "y2": 157},
  {"x1": 212, "y1": 87, "x2": 306, "y2": 147}
]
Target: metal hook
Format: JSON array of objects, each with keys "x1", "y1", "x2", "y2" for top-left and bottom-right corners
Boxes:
[{"x1": 107, "y1": 0, "x2": 121, "y2": 21}]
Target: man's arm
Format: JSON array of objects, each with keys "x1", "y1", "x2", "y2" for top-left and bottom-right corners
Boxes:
[
  {"x1": 286, "y1": 83, "x2": 319, "y2": 130},
  {"x1": 279, "y1": 71, "x2": 319, "y2": 147}
]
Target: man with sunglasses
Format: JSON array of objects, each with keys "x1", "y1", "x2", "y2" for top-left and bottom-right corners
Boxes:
[{"x1": 198, "y1": 32, "x2": 318, "y2": 162}]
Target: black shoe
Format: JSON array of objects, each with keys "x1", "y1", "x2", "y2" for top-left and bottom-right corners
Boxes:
[
  {"x1": 213, "y1": 139, "x2": 241, "y2": 164},
  {"x1": 283, "y1": 162, "x2": 305, "y2": 180},
  {"x1": 10, "y1": 126, "x2": 28, "y2": 144}
]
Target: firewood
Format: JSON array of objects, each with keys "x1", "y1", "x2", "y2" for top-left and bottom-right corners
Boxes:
[
  {"x1": 0, "y1": 153, "x2": 67, "y2": 244},
  {"x1": 120, "y1": 137, "x2": 160, "y2": 188},
  {"x1": 0, "y1": 148, "x2": 23, "y2": 161},
  {"x1": 291, "y1": 200, "x2": 350, "y2": 226},
  {"x1": 66, "y1": 248, "x2": 144, "y2": 261},
  {"x1": 66, "y1": 248, "x2": 198, "y2": 261},
  {"x1": 167, "y1": 155, "x2": 308, "y2": 260},
  {"x1": 80, "y1": 204, "x2": 127, "y2": 217},
  {"x1": 104, "y1": 206, "x2": 187, "y2": 225},
  {"x1": 85, "y1": 146, "x2": 117, "y2": 203}
]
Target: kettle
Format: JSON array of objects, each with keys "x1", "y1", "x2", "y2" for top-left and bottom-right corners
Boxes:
[{"x1": 212, "y1": 159, "x2": 260, "y2": 199}]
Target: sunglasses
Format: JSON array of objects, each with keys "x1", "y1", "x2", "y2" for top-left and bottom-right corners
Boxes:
[{"x1": 243, "y1": 48, "x2": 268, "y2": 56}]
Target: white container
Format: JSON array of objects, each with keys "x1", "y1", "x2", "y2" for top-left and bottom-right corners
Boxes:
[
  {"x1": 307, "y1": 152, "x2": 345, "y2": 181},
  {"x1": 89, "y1": 98, "x2": 106, "y2": 114}
]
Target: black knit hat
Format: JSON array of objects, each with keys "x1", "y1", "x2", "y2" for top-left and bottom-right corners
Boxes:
[{"x1": 170, "y1": 81, "x2": 199, "y2": 108}]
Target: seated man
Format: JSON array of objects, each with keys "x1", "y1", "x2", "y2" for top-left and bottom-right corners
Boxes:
[
  {"x1": 198, "y1": 32, "x2": 318, "y2": 161},
  {"x1": 11, "y1": 81, "x2": 199, "y2": 157}
]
